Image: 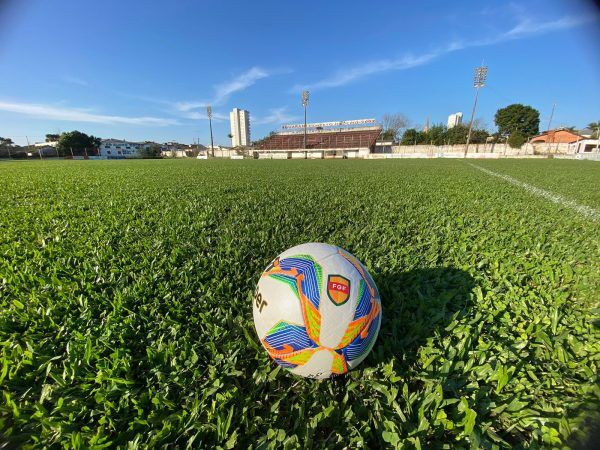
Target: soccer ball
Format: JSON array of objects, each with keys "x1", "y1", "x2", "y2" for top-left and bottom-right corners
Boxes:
[{"x1": 252, "y1": 243, "x2": 382, "y2": 379}]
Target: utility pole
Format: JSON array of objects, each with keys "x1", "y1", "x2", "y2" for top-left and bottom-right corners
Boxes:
[
  {"x1": 546, "y1": 104, "x2": 557, "y2": 155},
  {"x1": 546, "y1": 103, "x2": 555, "y2": 132},
  {"x1": 207, "y1": 106, "x2": 214, "y2": 157},
  {"x1": 302, "y1": 90, "x2": 310, "y2": 151},
  {"x1": 26, "y1": 136, "x2": 42, "y2": 160},
  {"x1": 464, "y1": 65, "x2": 488, "y2": 157}
]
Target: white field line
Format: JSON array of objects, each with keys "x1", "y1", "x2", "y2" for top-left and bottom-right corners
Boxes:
[{"x1": 468, "y1": 163, "x2": 600, "y2": 222}]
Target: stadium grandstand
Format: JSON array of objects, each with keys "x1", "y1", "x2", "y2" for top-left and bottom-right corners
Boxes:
[{"x1": 253, "y1": 119, "x2": 382, "y2": 159}]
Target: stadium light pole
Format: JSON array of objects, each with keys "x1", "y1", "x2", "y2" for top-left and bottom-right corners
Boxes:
[
  {"x1": 302, "y1": 90, "x2": 310, "y2": 150},
  {"x1": 207, "y1": 106, "x2": 214, "y2": 157},
  {"x1": 464, "y1": 65, "x2": 488, "y2": 157}
]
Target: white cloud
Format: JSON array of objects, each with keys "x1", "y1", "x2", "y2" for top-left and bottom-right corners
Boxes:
[
  {"x1": 182, "y1": 111, "x2": 229, "y2": 121},
  {"x1": 175, "y1": 67, "x2": 278, "y2": 112},
  {"x1": 294, "y1": 13, "x2": 596, "y2": 91},
  {"x1": 500, "y1": 15, "x2": 592, "y2": 40},
  {"x1": 213, "y1": 67, "x2": 270, "y2": 105},
  {"x1": 253, "y1": 107, "x2": 300, "y2": 125},
  {"x1": 174, "y1": 101, "x2": 207, "y2": 112},
  {"x1": 62, "y1": 75, "x2": 89, "y2": 86},
  {"x1": 468, "y1": 14, "x2": 595, "y2": 48},
  {"x1": 0, "y1": 100, "x2": 178, "y2": 125},
  {"x1": 292, "y1": 53, "x2": 437, "y2": 92}
]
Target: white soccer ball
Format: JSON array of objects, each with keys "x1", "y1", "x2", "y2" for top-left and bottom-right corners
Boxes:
[{"x1": 252, "y1": 243, "x2": 382, "y2": 379}]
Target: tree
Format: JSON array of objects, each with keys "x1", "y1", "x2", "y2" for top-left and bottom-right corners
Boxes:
[
  {"x1": 470, "y1": 129, "x2": 490, "y2": 144},
  {"x1": 0, "y1": 137, "x2": 15, "y2": 158},
  {"x1": 139, "y1": 144, "x2": 162, "y2": 159},
  {"x1": 379, "y1": 129, "x2": 396, "y2": 141},
  {"x1": 494, "y1": 104, "x2": 540, "y2": 137},
  {"x1": 471, "y1": 118, "x2": 488, "y2": 131},
  {"x1": 400, "y1": 128, "x2": 424, "y2": 145},
  {"x1": 399, "y1": 125, "x2": 489, "y2": 146},
  {"x1": 57, "y1": 131, "x2": 101, "y2": 156},
  {"x1": 507, "y1": 131, "x2": 527, "y2": 149},
  {"x1": 45, "y1": 134, "x2": 60, "y2": 142},
  {"x1": 0, "y1": 137, "x2": 14, "y2": 147},
  {"x1": 381, "y1": 113, "x2": 409, "y2": 142},
  {"x1": 588, "y1": 122, "x2": 600, "y2": 139},
  {"x1": 425, "y1": 124, "x2": 447, "y2": 146},
  {"x1": 446, "y1": 125, "x2": 469, "y2": 145}
]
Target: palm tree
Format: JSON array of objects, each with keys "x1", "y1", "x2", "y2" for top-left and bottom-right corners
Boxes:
[{"x1": 587, "y1": 122, "x2": 599, "y2": 139}]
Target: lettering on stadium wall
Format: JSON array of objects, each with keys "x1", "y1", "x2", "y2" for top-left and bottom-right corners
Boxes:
[{"x1": 282, "y1": 119, "x2": 376, "y2": 129}]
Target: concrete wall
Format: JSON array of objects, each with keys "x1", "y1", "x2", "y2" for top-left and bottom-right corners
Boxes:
[
  {"x1": 212, "y1": 148, "x2": 239, "y2": 158},
  {"x1": 246, "y1": 142, "x2": 595, "y2": 160},
  {"x1": 367, "y1": 152, "x2": 502, "y2": 159},
  {"x1": 557, "y1": 153, "x2": 600, "y2": 161},
  {"x1": 391, "y1": 142, "x2": 572, "y2": 156}
]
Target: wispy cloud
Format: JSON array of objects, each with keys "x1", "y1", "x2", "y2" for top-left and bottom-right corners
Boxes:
[
  {"x1": 0, "y1": 100, "x2": 178, "y2": 125},
  {"x1": 292, "y1": 53, "x2": 437, "y2": 91},
  {"x1": 62, "y1": 75, "x2": 89, "y2": 86},
  {"x1": 175, "y1": 66, "x2": 291, "y2": 112},
  {"x1": 181, "y1": 111, "x2": 229, "y2": 121},
  {"x1": 253, "y1": 107, "x2": 300, "y2": 125},
  {"x1": 294, "y1": 13, "x2": 596, "y2": 91},
  {"x1": 213, "y1": 67, "x2": 270, "y2": 105},
  {"x1": 456, "y1": 13, "x2": 595, "y2": 49},
  {"x1": 498, "y1": 14, "x2": 592, "y2": 40}
]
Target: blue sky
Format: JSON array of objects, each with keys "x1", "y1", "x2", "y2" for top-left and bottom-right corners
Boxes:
[{"x1": 0, "y1": 0, "x2": 598, "y2": 146}]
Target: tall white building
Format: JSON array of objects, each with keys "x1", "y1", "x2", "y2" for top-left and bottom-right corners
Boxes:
[
  {"x1": 230, "y1": 108, "x2": 250, "y2": 147},
  {"x1": 447, "y1": 112, "x2": 463, "y2": 129}
]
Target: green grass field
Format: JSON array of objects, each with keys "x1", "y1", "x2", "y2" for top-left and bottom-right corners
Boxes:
[{"x1": 1, "y1": 159, "x2": 598, "y2": 449}]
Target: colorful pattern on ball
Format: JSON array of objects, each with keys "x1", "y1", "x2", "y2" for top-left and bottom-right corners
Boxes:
[
  {"x1": 263, "y1": 255, "x2": 323, "y2": 343},
  {"x1": 262, "y1": 321, "x2": 319, "y2": 369},
  {"x1": 259, "y1": 250, "x2": 381, "y2": 376}
]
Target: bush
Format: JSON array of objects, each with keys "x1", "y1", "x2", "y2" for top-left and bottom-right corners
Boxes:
[
  {"x1": 400, "y1": 126, "x2": 489, "y2": 146},
  {"x1": 507, "y1": 131, "x2": 528, "y2": 149}
]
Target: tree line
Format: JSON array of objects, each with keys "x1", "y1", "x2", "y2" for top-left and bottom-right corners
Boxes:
[{"x1": 379, "y1": 104, "x2": 578, "y2": 148}]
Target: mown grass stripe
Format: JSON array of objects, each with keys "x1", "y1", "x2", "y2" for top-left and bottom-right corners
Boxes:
[{"x1": 469, "y1": 163, "x2": 600, "y2": 221}]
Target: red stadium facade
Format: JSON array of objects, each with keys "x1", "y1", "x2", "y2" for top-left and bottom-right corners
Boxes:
[{"x1": 254, "y1": 119, "x2": 382, "y2": 159}]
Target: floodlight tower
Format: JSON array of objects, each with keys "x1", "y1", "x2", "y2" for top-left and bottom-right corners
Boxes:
[
  {"x1": 207, "y1": 105, "x2": 214, "y2": 157},
  {"x1": 464, "y1": 65, "x2": 488, "y2": 157},
  {"x1": 302, "y1": 90, "x2": 310, "y2": 150}
]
